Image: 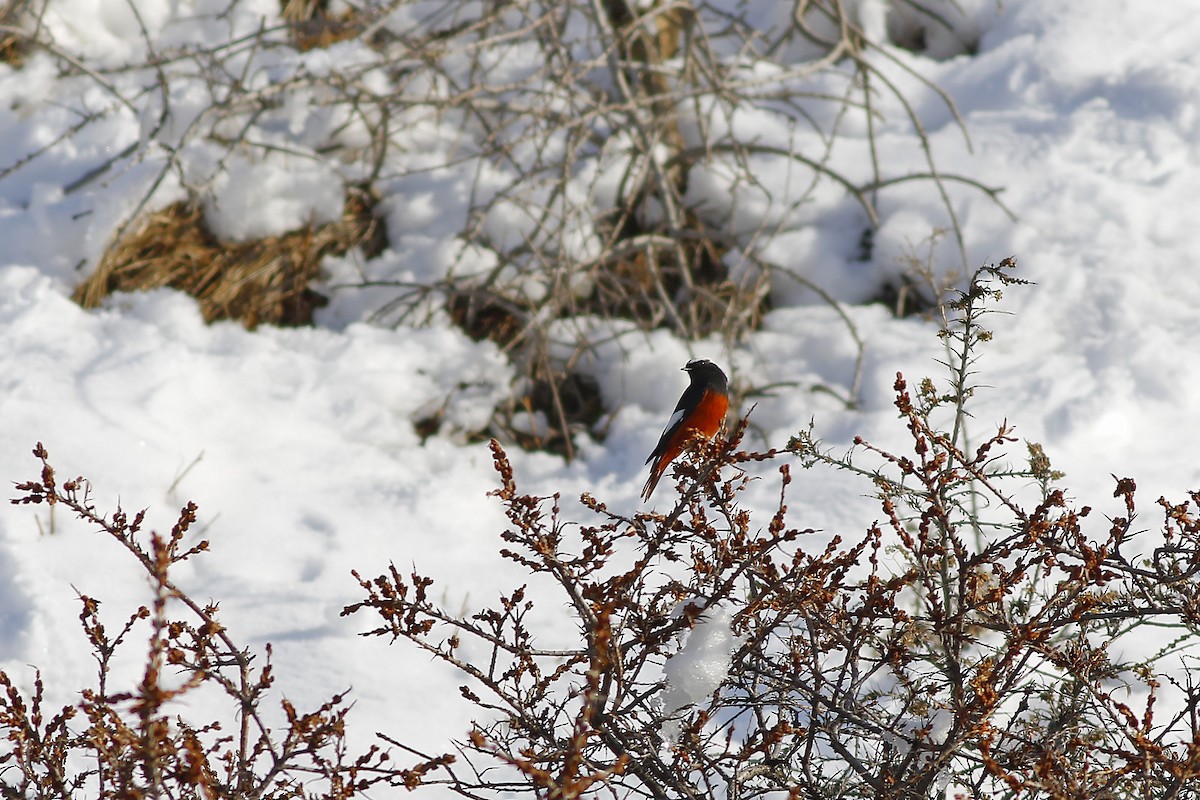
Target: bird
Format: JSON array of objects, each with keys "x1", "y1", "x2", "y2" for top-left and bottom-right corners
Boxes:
[{"x1": 641, "y1": 359, "x2": 730, "y2": 501}]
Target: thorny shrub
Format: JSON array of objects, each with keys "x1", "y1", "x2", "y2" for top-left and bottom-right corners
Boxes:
[
  {"x1": 344, "y1": 261, "x2": 1200, "y2": 800},
  {"x1": 2, "y1": 449, "x2": 420, "y2": 799},
  {"x1": 10, "y1": 262, "x2": 1198, "y2": 800},
  {"x1": 0, "y1": 0, "x2": 1012, "y2": 457}
]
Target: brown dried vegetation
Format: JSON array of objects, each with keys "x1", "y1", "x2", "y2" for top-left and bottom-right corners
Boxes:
[
  {"x1": 74, "y1": 186, "x2": 385, "y2": 329},
  {"x1": 5, "y1": 444, "x2": 406, "y2": 799},
  {"x1": 13, "y1": 0, "x2": 1012, "y2": 459},
  {"x1": 8, "y1": 264, "x2": 1200, "y2": 799},
  {"x1": 0, "y1": 0, "x2": 32, "y2": 65},
  {"x1": 280, "y1": 0, "x2": 368, "y2": 52},
  {"x1": 344, "y1": 263, "x2": 1200, "y2": 800}
]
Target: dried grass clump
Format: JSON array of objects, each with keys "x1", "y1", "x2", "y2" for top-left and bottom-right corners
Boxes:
[
  {"x1": 74, "y1": 186, "x2": 386, "y2": 329},
  {"x1": 0, "y1": 0, "x2": 33, "y2": 65},
  {"x1": 280, "y1": 0, "x2": 368, "y2": 52}
]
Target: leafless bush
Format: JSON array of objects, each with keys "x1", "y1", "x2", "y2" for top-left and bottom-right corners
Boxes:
[
  {"x1": 344, "y1": 261, "x2": 1200, "y2": 800},
  {"x1": 1, "y1": 0, "x2": 1012, "y2": 455},
  {"x1": 351, "y1": 0, "x2": 1013, "y2": 448},
  {"x1": 3, "y1": 445, "x2": 418, "y2": 799},
  {"x1": 8, "y1": 261, "x2": 1200, "y2": 799}
]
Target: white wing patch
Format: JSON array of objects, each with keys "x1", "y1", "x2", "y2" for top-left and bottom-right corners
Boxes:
[{"x1": 664, "y1": 406, "x2": 687, "y2": 435}]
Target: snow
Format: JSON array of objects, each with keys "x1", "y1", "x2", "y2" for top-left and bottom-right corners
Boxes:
[
  {"x1": 204, "y1": 152, "x2": 345, "y2": 241},
  {"x1": 3, "y1": 0, "x2": 1200, "y2": 794},
  {"x1": 661, "y1": 602, "x2": 739, "y2": 745}
]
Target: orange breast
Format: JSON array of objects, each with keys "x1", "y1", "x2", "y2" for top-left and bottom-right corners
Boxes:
[
  {"x1": 661, "y1": 389, "x2": 728, "y2": 460},
  {"x1": 686, "y1": 390, "x2": 729, "y2": 439}
]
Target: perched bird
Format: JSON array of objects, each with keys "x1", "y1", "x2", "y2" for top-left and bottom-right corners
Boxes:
[{"x1": 641, "y1": 359, "x2": 730, "y2": 501}]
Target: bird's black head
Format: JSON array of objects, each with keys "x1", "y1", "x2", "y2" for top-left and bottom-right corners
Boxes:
[{"x1": 683, "y1": 359, "x2": 728, "y2": 392}]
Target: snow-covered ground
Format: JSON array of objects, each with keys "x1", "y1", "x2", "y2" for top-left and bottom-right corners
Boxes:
[{"x1": 2, "y1": 0, "x2": 1200, "y2": 791}]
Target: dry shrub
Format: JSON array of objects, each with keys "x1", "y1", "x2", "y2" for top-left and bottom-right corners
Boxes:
[
  {"x1": 280, "y1": 0, "x2": 369, "y2": 52},
  {"x1": 496, "y1": 369, "x2": 606, "y2": 459},
  {"x1": 24, "y1": 0, "x2": 1005, "y2": 462},
  {"x1": 441, "y1": 288, "x2": 602, "y2": 457},
  {"x1": 415, "y1": 368, "x2": 605, "y2": 459},
  {"x1": 440, "y1": 200, "x2": 764, "y2": 458},
  {"x1": 446, "y1": 287, "x2": 526, "y2": 349},
  {"x1": 344, "y1": 263, "x2": 1200, "y2": 800},
  {"x1": 587, "y1": 205, "x2": 766, "y2": 337},
  {"x1": 0, "y1": 0, "x2": 33, "y2": 65},
  {"x1": 6, "y1": 444, "x2": 408, "y2": 798},
  {"x1": 576, "y1": 1, "x2": 769, "y2": 338},
  {"x1": 74, "y1": 186, "x2": 386, "y2": 329},
  {"x1": 422, "y1": 284, "x2": 606, "y2": 456}
]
